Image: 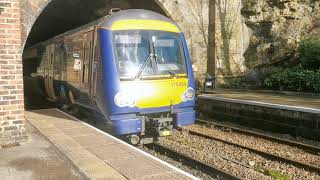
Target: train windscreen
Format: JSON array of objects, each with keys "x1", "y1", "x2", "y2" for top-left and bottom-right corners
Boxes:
[{"x1": 113, "y1": 30, "x2": 187, "y2": 80}]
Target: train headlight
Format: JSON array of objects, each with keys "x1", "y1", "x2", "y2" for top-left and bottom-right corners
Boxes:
[
  {"x1": 114, "y1": 92, "x2": 136, "y2": 107},
  {"x1": 181, "y1": 87, "x2": 195, "y2": 102}
]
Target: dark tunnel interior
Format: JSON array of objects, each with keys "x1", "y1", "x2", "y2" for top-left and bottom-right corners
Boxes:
[{"x1": 24, "y1": 0, "x2": 167, "y2": 48}]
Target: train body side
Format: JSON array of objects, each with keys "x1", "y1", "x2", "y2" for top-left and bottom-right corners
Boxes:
[{"x1": 24, "y1": 25, "x2": 99, "y2": 106}]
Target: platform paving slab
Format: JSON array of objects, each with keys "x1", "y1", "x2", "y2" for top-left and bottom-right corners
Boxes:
[
  {"x1": 0, "y1": 122, "x2": 85, "y2": 180},
  {"x1": 25, "y1": 108, "x2": 195, "y2": 180},
  {"x1": 26, "y1": 110, "x2": 126, "y2": 180}
]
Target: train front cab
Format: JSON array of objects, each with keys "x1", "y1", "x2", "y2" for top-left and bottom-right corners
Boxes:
[{"x1": 97, "y1": 19, "x2": 195, "y2": 143}]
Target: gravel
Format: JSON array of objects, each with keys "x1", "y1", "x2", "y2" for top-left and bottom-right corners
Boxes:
[
  {"x1": 140, "y1": 146, "x2": 215, "y2": 180},
  {"x1": 188, "y1": 124, "x2": 320, "y2": 167},
  {"x1": 159, "y1": 130, "x2": 320, "y2": 180},
  {"x1": 159, "y1": 131, "x2": 271, "y2": 179}
]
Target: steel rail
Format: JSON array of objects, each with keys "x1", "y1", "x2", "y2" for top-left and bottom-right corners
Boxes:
[
  {"x1": 196, "y1": 119, "x2": 320, "y2": 155},
  {"x1": 146, "y1": 143, "x2": 243, "y2": 180},
  {"x1": 186, "y1": 128, "x2": 320, "y2": 174}
]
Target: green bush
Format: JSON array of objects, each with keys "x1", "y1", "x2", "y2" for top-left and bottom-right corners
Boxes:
[
  {"x1": 299, "y1": 38, "x2": 320, "y2": 70},
  {"x1": 220, "y1": 77, "x2": 244, "y2": 89},
  {"x1": 263, "y1": 38, "x2": 320, "y2": 93},
  {"x1": 264, "y1": 67, "x2": 320, "y2": 93}
]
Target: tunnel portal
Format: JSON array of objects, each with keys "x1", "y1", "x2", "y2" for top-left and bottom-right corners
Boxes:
[{"x1": 25, "y1": 0, "x2": 168, "y2": 48}]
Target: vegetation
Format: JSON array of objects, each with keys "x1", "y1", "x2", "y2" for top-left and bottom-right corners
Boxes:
[
  {"x1": 220, "y1": 77, "x2": 245, "y2": 89},
  {"x1": 299, "y1": 38, "x2": 320, "y2": 70},
  {"x1": 255, "y1": 167, "x2": 291, "y2": 180},
  {"x1": 264, "y1": 38, "x2": 320, "y2": 93}
]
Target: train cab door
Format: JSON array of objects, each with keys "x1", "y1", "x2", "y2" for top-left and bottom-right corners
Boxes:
[
  {"x1": 90, "y1": 29, "x2": 98, "y2": 99},
  {"x1": 81, "y1": 30, "x2": 95, "y2": 97},
  {"x1": 45, "y1": 44, "x2": 57, "y2": 101}
]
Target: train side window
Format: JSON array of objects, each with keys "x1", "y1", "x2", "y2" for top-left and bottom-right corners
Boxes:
[
  {"x1": 82, "y1": 49, "x2": 86, "y2": 83},
  {"x1": 82, "y1": 64, "x2": 86, "y2": 83},
  {"x1": 85, "y1": 44, "x2": 89, "y2": 83},
  {"x1": 87, "y1": 43, "x2": 92, "y2": 83},
  {"x1": 51, "y1": 53, "x2": 54, "y2": 64}
]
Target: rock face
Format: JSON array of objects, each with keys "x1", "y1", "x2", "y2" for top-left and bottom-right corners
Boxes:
[{"x1": 241, "y1": 0, "x2": 320, "y2": 84}]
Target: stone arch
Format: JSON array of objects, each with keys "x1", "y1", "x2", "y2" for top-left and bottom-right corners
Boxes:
[{"x1": 21, "y1": 0, "x2": 182, "y2": 47}]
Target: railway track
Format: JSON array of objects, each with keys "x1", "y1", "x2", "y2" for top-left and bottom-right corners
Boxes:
[
  {"x1": 185, "y1": 120, "x2": 320, "y2": 175},
  {"x1": 146, "y1": 143, "x2": 242, "y2": 180},
  {"x1": 196, "y1": 119, "x2": 320, "y2": 155}
]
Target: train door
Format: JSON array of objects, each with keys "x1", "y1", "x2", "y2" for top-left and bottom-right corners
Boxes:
[
  {"x1": 45, "y1": 44, "x2": 57, "y2": 100},
  {"x1": 81, "y1": 30, "x2": 95, "y2": 96},
  {"x1": 91, "y1": 29, "x2": 98, "y2": 99}
]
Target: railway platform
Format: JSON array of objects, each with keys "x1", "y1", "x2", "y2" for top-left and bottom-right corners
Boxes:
[
  {"x1": 197, "y1": 89, "x2": 320, "y2": 140},
  {"x1": 25, "y1": 108, "x2": 196, "y2": 180},
  {"x1": 200, "y1": 89, "x2": 320, "y2": 110}
]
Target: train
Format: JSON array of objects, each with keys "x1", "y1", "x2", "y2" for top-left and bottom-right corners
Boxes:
[{"x1": 24, "y1": 9, "x2": 196, "y2": 144}]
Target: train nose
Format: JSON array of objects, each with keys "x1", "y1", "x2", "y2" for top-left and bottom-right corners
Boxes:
[
  {"x1": 115, "y1": 82, "x2": 156, "y2": 108},
  {"x1": 117, "y1": 78, "x2": 190, "y2": 109}
]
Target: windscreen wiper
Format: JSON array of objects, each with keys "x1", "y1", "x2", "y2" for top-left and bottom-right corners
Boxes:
[
  {"x1": 134, "y1": 54, "x2": 176, "y2": 80},
  {"x1": 134, "y1": 54, "x2": 153, "y2": 80},
  {"x1": 150, "y1": 38, "x2": 176, "y2": 78},
  {"x1": 154, "y1": 55, "x2": 176, "y2": 77}
]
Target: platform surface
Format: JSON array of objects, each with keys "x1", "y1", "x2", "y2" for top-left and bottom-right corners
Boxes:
[
  {"x1": 199, "y1": 89, "x2": 320, "y2": 113},
  {"x1": 25, "y1": 108, "x2": 196, "y2": 180}
]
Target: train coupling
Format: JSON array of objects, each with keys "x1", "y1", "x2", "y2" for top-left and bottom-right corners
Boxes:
[
  {"x1": 158, "y1": 129, "x2": 172, "y2": 137},
  {"x1": 153, "y1": 117, "x2": 173, "y2": 137}
]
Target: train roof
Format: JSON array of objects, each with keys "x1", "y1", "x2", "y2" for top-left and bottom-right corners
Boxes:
[
  {"x1": 27, "y1": 9, "x2": 180, "y2": 49},
  {"x1": 98, "y1": 9, "x2": 178, "y2": 29}
]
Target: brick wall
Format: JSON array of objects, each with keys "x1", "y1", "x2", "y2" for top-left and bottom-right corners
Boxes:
[{"x1": 0, "y1": 0, "x2": 27, "y2": 146}]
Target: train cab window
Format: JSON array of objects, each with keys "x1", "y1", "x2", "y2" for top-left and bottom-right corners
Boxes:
[
  {"x1": 153, "y1": 33, "x2": 187, "y2": 75},
  {"x1": 113, "y1": 31, "x2": 150, "y2": 79},
  {"x1": 113, "y1": 30, "x2": 187, "y2": 80}
]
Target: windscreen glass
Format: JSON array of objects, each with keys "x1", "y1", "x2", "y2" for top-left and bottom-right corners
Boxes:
[{"x1": 113, "y1": 30, "x2": 187, "y2": 80}]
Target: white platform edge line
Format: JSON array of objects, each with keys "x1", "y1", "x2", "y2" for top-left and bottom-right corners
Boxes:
[
  {"x1": 199, "y1": 95, "x2": 320, "y2": 114},
  {"x1": 55, "y1": 108, "x2": 199, "y2": 180}
]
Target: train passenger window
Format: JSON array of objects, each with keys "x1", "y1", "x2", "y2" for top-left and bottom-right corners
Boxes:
[
  {"x1": 82, "y1": 41, "x2": 93, "y2": 84},
  {"x1": 82, "y1": 50, "x2": 86, "y2": 83},
  {"x1": 89, "y1": 43, "x2": 92, "y2": 80},
  {"x1": 82, "y1": 64, "x2": 86, "y2": 82},
  {"x1": 51, "y1": 53, "x2": 54, "y2": 64}
]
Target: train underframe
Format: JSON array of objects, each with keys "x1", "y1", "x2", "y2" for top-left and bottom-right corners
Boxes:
[{"x1": 111, "y1": 109, "x2": 195, "y2": 145}]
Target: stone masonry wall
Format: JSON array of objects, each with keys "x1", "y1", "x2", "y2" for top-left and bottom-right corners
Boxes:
[
  {"x1": 0, "y1": 0, "x2": 27, "y2": 146},
  {"x1": 215, "y1": 0, "x2": 249, "y2": 79}
]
